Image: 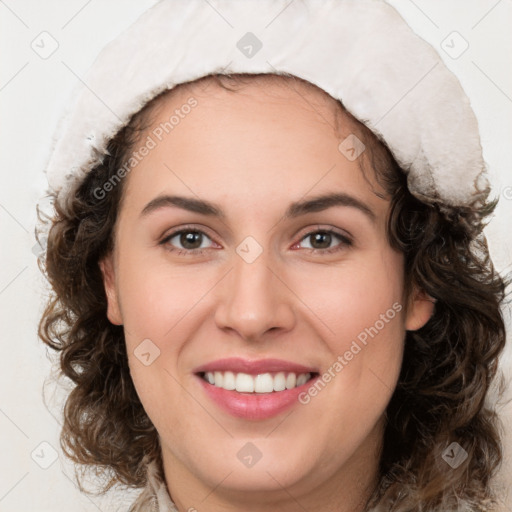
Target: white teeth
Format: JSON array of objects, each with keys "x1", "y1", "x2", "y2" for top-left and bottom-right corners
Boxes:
[
  {"x1": 296, "y1": 374, "x2": 308, "y2": 386},
  {"x1": 285, "y1": 373, "x2": 297, "y2": 389},
  {"x1": 235, "y1": 373, "x2": 254, "y2": 392},
  {"x1": 223, "y1": 371, "x2": 236, "y2": 390},
  {"x1": 203, "y1": 371, "x2": 312, "y2": 393},
  {"x1": 273, "y1": 372, "x2": 286, "y2": 391},
  {"x1": 254, "y1": 373, "x2": 274, "y2": 393}
]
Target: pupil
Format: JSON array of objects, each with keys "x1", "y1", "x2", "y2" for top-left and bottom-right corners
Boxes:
[
  {"x1": 181, "y1": 232, "x2": 202, "y2": 249},
  {"x1": 312, "y1": 232, "x2": 331, "y2": 249}
]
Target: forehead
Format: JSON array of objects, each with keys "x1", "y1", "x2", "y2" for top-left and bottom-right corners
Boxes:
[
  {"x1": 152, "y1": 74, "x2": 356, "y2": 140},
  {"x1": 119, "y1": 75, "x2": 389, "y2": 225}
]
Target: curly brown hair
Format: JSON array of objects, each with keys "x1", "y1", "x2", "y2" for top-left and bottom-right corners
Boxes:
[{"x1": 37, "y1": 73, "x2": 509, "y2": 511}]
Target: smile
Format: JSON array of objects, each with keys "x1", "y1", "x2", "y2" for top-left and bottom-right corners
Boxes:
[
  {"x1": 193, "y1": 358, "x2": 320, "y2": 420},
  {"x1": 200, "y1": 371, "x2": 313, "y2": 393}
]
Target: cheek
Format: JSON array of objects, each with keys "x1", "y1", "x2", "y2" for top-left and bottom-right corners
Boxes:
[
  {"x1": 116, "y1": 250, "x2": 209, "y2": 343},
  {"x1": 115, "y1": 252, "x2": 217, "y2": 428},
  {"x1": 292, "y1": 248, "x2": 405, "y2": 350},
  {"x1": 117, "y1": 255, "x2": 201, "y2": 439},
  {"x1": 294, "y1": 248, "x2": 406, "y2": 408}
]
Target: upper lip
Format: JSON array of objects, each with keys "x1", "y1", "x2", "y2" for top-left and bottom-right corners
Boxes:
[{"x1": 194, "y1": 357, "x2": 318, "y2": 375}]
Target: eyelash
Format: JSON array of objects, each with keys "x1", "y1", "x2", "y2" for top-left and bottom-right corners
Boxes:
[{"x1": 159, "y1": 225, "x2": 353, "y2": 257}]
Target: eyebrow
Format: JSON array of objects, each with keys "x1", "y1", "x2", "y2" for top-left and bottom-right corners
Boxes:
[{"x1": 140, "y1": 192, "x2": 376, "y2": 223}]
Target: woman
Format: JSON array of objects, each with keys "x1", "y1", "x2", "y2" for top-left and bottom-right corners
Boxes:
[{"x1": 37, "y1": 1, "x2": 508, "y2": 510}]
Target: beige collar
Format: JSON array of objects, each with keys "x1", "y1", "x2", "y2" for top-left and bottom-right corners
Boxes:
[{"x1": 130, "y1": 459, "x2": 178, "y2": 512}]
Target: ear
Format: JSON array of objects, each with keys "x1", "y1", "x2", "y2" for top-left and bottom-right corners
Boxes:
[
  {"x1": 405, "y1": 287, "x2": 436, "y2": 331},
  {"x1": 98, "y1": 253, "x2": 123, "y2": 325}
]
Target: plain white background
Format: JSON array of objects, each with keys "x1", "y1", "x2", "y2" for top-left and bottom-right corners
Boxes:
[{"x1": 0, "y1": 1, "x2": 511, "y2": 511}]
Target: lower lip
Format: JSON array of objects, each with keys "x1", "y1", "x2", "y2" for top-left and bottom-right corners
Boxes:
[{"x1": 196, "y1": 374, "x2": 319, "y2": 420}]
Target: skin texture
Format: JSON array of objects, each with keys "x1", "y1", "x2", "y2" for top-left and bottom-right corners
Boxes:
[{"x1": 100, "y1": 77, "x2": 434, "y2": 512}]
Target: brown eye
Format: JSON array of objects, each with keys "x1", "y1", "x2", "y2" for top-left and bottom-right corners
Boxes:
[
  {"x1": 297, "y1": 229, "x2": 352, "y2": 254},
  {"x1": 161, "y1": 229, "x2": 214, "y2": 254},
  {"x1": 309, "y1": 232, "x2": 333, "y2": 249},
  {"x1": 179, "y1": 231, "x2": 204, "y2": 249}
]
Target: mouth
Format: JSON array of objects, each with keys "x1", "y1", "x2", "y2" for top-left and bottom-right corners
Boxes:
[
  {"x1": 198, "y1": 370, "x2": 317, "y2": 393},
  {"x1": 193, "y1": 358, "x2": 320, "y2": 420}
]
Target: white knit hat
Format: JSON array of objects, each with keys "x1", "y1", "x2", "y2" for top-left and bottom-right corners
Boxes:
[{"x1": 44, "y1": 0, "x2": 490, "y2": 212}]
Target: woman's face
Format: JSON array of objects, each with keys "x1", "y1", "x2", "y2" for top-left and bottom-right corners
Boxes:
[{"x1": 101, "y1": 78, "x2": 434, "y2": 508}]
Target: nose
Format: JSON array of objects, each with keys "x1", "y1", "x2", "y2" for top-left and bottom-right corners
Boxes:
[{"x1": 214, "y1": 246, "x2": 296, "y2": 342}]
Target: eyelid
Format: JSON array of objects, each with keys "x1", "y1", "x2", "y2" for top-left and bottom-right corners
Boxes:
[{"x1": 294, "y1": 224, "x2": 353, "y2": 244}]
